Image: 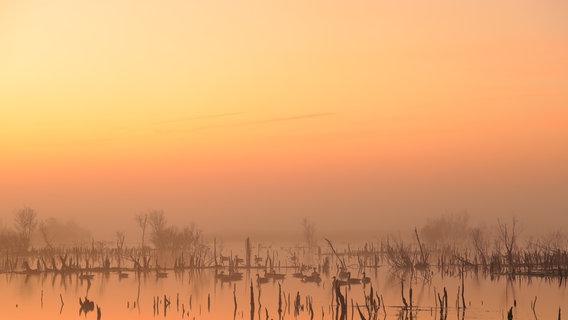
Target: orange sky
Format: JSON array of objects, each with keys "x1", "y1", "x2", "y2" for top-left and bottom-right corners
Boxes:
[{"x1": 1, "y1": 0, "x2": 567, "y2": 239}]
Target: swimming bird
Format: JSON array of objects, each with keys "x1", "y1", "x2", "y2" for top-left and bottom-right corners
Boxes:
[
  {"x1": 361, "y1": 271, "x2": 371, "y2": 284},
  {"x1": 256, "y1": 274, "x2": 269, "y2": 285}
]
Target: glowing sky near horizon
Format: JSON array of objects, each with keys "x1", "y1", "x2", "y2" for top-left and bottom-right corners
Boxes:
[{"x1": 1, "y1": 0, "x2": 567, "y2": 238}]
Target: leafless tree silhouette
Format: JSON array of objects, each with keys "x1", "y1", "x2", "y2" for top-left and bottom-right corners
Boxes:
[
  {"x1": 149, "y1": 210, "x2": 167, "y2": 249},
  {"x1": 14, "y1": 206, "x2": 37, "y2": 251},
  {"x1": 497, "y1": 217, "x2": 518, "y2": 273},
  {"x1": 135, "y1": 213, "x2": 149, "y2": 249},
  {"x1": 302, "y1": 218, "x2": 316, "y2": 250}
]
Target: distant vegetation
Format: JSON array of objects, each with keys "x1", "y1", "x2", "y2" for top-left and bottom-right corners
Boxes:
[
  {"x1": 420, "y1": 211, "x2": 471, "y2": 247},
  {"x1": 0, "y1": 206, "x2": 91, "y2": 253},
  {"x1": 0, "y1": 206, "x2": 208, "y2": 274},
  {"x1": 136, "y1": 209, "x2": 202, "y2": 252},
  {"x1": 1, "y1": 208, "x2": 567, "y2": 282}
]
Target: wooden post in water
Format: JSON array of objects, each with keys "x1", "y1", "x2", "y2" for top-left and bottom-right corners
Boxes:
[
  {"x1": 163, "y1": 294, "x2": 170, "y2": 317},
  {"x1": 257, "y1": 284, "x2": 262, "y2": 317},
  {"x1": 461, "y1": 265, "x2": 466, "y2": 310},
  {"x1": 409, "y1": 285, "x2": 413, "y2": 313},
  {"x1": 278, "y1": 282, "x2": 282, "y2": 317},
  {"x1": 246, "y1": 237, "x2": 251, "y2": 268},
  {"x1": 288, "y1": 292, "x2": 291, "y2": 315},
  {"x1": 233, "y1": 284, "x2": 238, "y2": 318},
  {"x1": 356, "y1": 303, "x2": 366, "y2": 320},
  {"x1": 214, "y1": 238, "x2": 217, "y2": 267},
  {"x1": 250, "y1": 281, "x2": 255, "y2": 320},
  {"x1": 401, "y1": 280, "x2": 408, "y2": 308},
  {"x1": 59, "y1": 293, "x2": 64, "y2": 314}
]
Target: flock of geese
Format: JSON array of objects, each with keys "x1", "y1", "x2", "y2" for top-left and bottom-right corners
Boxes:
[
  {"x1": 216, "y1": 267, "x2": 372, "y2": 287},
  {"x1": 332, "y1": 271, "x2": 371, "y2": 285},
  {"x1": 78, "y1": 267, "x2": 371, "y2": 288}
]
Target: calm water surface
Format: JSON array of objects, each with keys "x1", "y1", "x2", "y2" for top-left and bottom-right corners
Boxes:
[{"x1": 1, "y1": 265, "x2": 566, "y2": 320}]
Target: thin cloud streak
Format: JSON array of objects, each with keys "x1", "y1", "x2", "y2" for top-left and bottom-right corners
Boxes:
[
  {"x1": 193, "y1": 112, "x2": 338, "y2": 132},
  {"x1": 247, "y1": 112, "x2": 337, "y2": 125},
  {"x1": 157, "y1": 112, "x2": 248, "y2": 124}
]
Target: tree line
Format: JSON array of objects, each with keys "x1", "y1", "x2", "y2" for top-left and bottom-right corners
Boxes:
[
  {"x1": 0, "y1": 206, "x2": 92, "y2": 253},
  {"x1": 135, "y1": 209, "x2": 201, "y2": 252},
  {"x1": 0, "y1": 206, "x2": 201, "y2": 254}
]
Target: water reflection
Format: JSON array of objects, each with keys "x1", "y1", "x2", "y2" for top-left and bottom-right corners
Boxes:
[{"x1": 0, "y1": 255, "x2": 567, "y2": 319}]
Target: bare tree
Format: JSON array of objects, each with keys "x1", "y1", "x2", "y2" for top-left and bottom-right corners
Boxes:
[
  {"x1": 421, "y1": 211, "x2": 470, "y2": 247},
  {"x1": 178, "y1": 223, "x2": 201, "y2": 250},
  {"x1": 39, "y1": 219, "x2": 55, "y2": 249},
  {"x1": 302, "y1": 218, "x2": 316, "y2": 250},
  {"x1": 497, "y1": 218, "x2": 518, "y2": 273},
  {"x1": 471, "y1": 227, "x2": 490, "y2": 266},
  {"x1": 36, "y1": 218, "x2": 90, "y2": 249},
  {"x1": 148, "y1": 210, "x2": 168, "y2": 249},
  {"x1": 116, "y1": 231, "x2": 126, "y2": 251},
  {"x1": 14, "y1": 206, "x2": 38, "y2": 251},
  {"x1": 135, "y1": 213, "x2": 149, "y2": 249}
]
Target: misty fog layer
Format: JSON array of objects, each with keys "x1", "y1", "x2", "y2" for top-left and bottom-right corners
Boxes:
[{"x1": 1, "y1": 0, "x2": 567, "y2": 239}]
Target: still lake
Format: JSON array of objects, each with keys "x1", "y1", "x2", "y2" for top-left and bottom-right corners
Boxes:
[{"x1": 1, "y1": 243, "x2": 566, "y2": 319}]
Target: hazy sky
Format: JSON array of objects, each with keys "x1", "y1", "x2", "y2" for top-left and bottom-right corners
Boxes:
[{"x1": 1, "y1": 0, "x2": 567, "y2": 239}]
